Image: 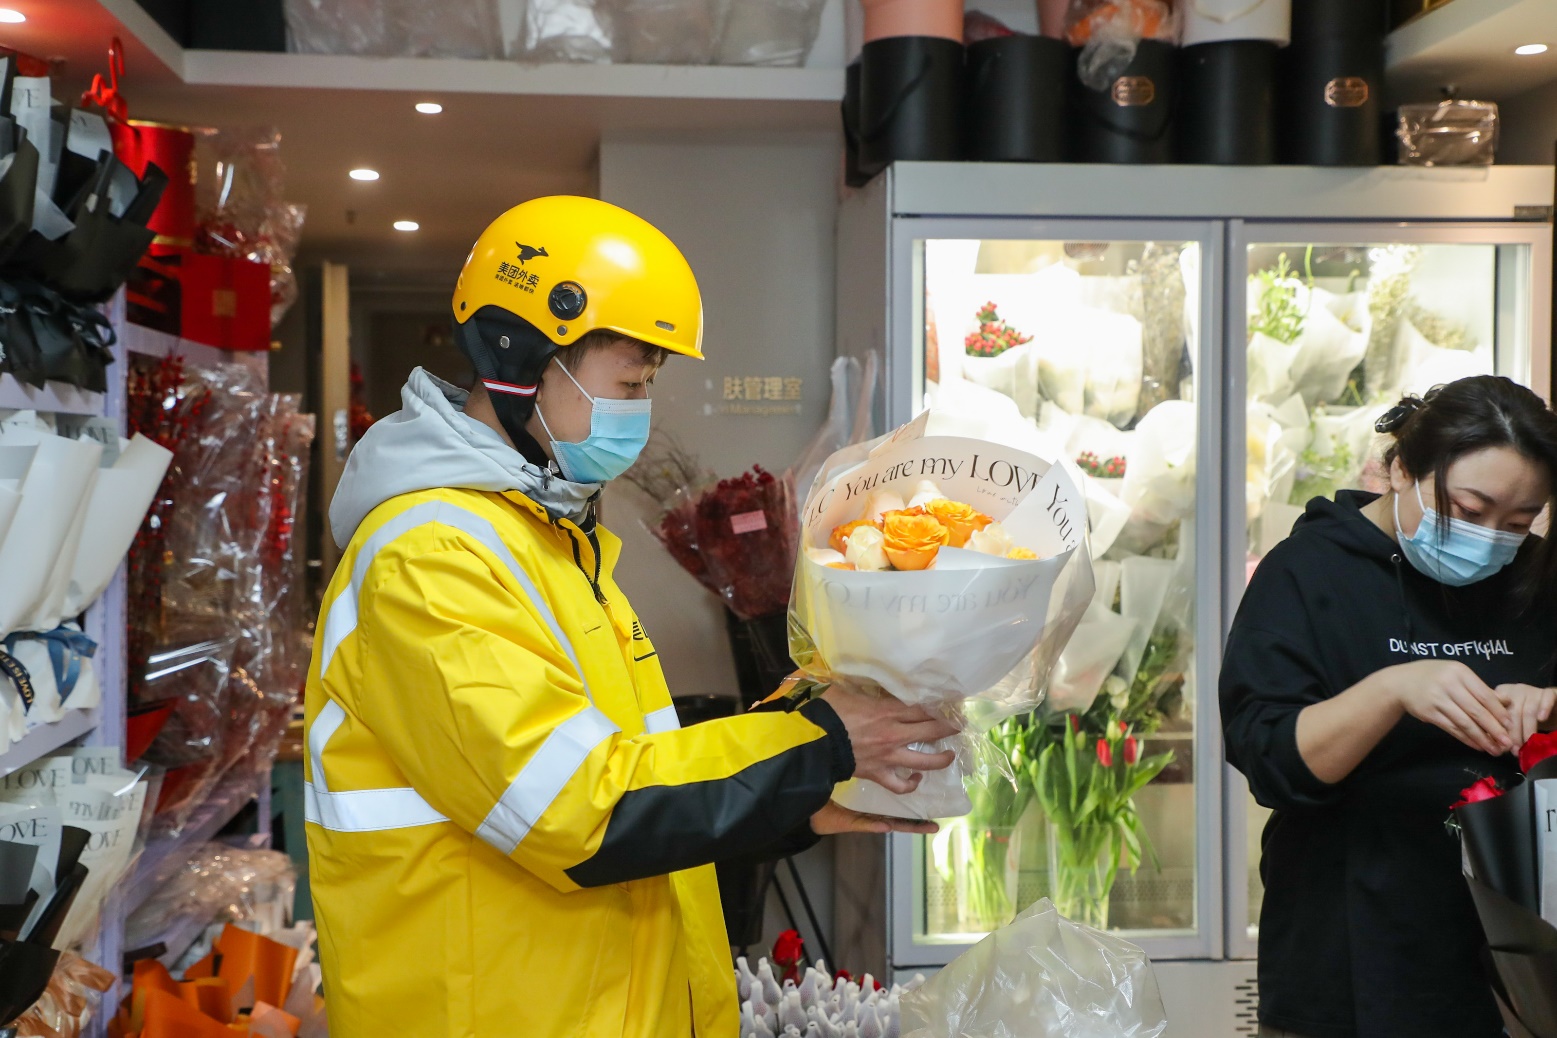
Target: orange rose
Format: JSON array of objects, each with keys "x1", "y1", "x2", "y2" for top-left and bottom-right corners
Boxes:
[
  {"x1": 825, "y1": 561, "x2": 857, "y2": 571},
  {"x1": 882, "y1": 513, "x2": 950, "y2": 571},
  {"x1": 829, "y1": 518, "x2": 880, "y2": 554},
  {"x1": 1006, "y1": 547, "x2": 1040, "y2": 560},
  {"x1": 924, "y1": 499, "x2": 992, "y2": 547}
]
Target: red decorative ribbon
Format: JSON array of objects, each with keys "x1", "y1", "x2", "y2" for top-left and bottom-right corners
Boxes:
[{"x1": 80, "y1": 36, "x2": 128, "y2": 123}]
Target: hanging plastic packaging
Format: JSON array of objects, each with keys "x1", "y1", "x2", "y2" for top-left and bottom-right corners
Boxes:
[
  {"x1": 511, "y1": 0, "x2": 613, "y2": 61},
  {"x1": 900, "y1": 897, "x2": 1168, "y2": 1038},
  {"x1": 789, "y1": 410, "x2": 1095, "y2": 819},
  {"x1": 605, "y1": 0, "x2": 730, "y2": 63}
]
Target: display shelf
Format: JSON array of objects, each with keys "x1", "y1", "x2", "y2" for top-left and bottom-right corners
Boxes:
[
  {"x1": 123, "y1": 322, "x2": 247, "y2": 369},
  {"x1": 123, "y1": 770, "x2": 267, "y2": 912},
  {"x1": 0, "y1": 710, "x2": 100, "y2": 779},
  {"x1": 0, "y1": 373, "x2": 106, "y2": 416}
]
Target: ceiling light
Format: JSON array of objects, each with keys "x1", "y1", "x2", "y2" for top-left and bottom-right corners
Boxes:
[
  {"x1": 349, "y1": 168, "x2": 380, "y2": 182},
  {"x1": 394, "y1": 220, "x2": 419, "y2": 232},
  {"x1": 1515, "y1": 43, "x2": 1549, "y2": 55},
  {"x1": 415, "y1": 102, "x2": 443, "y2": 114},
  {"x1": 0, "y1": 9, "x2": 26, "y2": 22}
]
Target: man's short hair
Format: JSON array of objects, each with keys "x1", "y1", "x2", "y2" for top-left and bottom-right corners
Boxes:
[{"x1": 566, "y1": 328, "x2": 672, "y2": 370}]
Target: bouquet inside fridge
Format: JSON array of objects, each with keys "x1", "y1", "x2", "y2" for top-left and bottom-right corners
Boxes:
[
  {"x1": 126, "y1": 358, "x2": 314, "y2": 836},
  {"x1": 788, "y1": 409, "x2": 1095, "y2": 820}
]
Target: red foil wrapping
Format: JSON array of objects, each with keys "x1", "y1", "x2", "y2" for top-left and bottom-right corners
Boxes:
[{"x1": 109, "y1": 120, "x2": 199, "y2": 251}]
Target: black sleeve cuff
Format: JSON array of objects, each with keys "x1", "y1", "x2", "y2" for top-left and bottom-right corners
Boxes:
[
  {"x1": 799, "y1": 698, "x2": 854, "y2": 783},
  {"x1": 1269, "y1": 708, "x2": 1343, "y2": 804}
]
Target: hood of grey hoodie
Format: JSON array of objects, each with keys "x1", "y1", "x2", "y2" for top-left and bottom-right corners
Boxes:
[{"x1": 328, "y1": 367, "x2": 599, "y2": 548}]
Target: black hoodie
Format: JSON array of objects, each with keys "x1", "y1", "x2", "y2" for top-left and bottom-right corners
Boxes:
[{"x1": 1221, "y1": 490, "x2": 1557, "y2": 1038}]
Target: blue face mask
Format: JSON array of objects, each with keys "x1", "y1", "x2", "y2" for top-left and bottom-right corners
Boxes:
[
  {"x1": 535, "y1": 360, "x2": 651, "y2": 485},
  {"x1": 1394, "y1": 482, "x2": 1525, "y2": 587}
]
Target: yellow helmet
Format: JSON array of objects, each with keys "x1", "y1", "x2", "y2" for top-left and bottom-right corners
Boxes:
[{"x1": 452, "y1": 195, "x2": 703, "y2": 359}]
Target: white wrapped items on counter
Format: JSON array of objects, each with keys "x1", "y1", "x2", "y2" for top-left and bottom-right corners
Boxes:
[{"x1": 901, "y1": 898, "x2": 1168, "y2": 1038}]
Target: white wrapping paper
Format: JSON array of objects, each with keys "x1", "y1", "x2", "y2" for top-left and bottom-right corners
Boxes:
[
  {"x1": 54, "y1": 773, "x2": 148, "y2": 950},
  {"x1": 792, "y1": 412, "x2": 1094, "y2": 819},
  {"x1": 63, "y1": 434, "x2": 173, "y2": 618},
  {"x1": 1182, "y1": 0, "x2": 1290, "y2": 45},
  {"x1": 0, "y1": 433, "x2": 104, "y2": 638}
]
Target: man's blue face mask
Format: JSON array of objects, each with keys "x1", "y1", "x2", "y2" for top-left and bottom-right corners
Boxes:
[{"x1": 535, "y1": 360, "x2": 651, "y2": 485}]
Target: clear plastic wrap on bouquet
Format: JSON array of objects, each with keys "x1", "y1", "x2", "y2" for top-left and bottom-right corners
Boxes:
[
  {"x1": 789, "y1": 411, "x2": 1095, "y2": 819},
  {"x1": 901, "y1": 897, "x2": 1168, "y2": 1038}
]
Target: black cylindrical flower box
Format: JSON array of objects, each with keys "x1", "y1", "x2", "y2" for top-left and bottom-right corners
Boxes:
[
  {"x1": 1074, "y1": 39, "x2": 1178, "y2": 164},
  {"x1": 965, "y1": 35, "x2": 1071, "y2": 162},
  {"x1": 859, "y1": 35, "x2": 964, "y2": 175},
  {"x1": 1288, "y1": 0, "x2": 1388, "y2": 43},
  {"x1": 842, "y1": 60, "x2": 871, "y2": 187},
  {"x1": 1178, "y1": 40, "x2": 1278, "y2": 164},
  {"x1": 1280, "y1": 32, "x2": 1384, "y2": 165}
]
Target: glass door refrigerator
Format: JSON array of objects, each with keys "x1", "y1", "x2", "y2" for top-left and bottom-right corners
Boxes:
[{"x1": 832, "y1": 162, "x2": 1553, "y2": 1036}]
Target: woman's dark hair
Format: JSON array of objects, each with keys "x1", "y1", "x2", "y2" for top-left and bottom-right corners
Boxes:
[{"x1": 1378, "y1": 375, "x2": 1557, "y2": 598}]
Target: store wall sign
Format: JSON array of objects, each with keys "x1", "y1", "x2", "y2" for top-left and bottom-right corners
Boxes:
[
  {"x1": 1112, "y1": 76, "x2": 1156, "y2": 107},
  {"x1": 709, "y1": 374, "x2": 804, "y2": 416},
  {"x1": 1324, "y1": 77, "x2": 1370, "y2": 108}
]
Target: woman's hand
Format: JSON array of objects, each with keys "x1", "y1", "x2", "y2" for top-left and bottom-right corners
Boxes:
[
  {"x1": 810, "y1": 801, "x2": 939, "y2": 836},
  {"x1": 1496, "y1": 683, "x2": 1557, "y2": 750},
  {"x1": 1388, "y1": 659, "x2": 1514, "y2": 756}
]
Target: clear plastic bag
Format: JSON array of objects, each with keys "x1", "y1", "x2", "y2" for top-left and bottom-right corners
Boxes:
[
  {"x1": 1065, "y1": 0, "x2": 1179, "y2": 92},
  {"x1": 124, "y1": 843, "x2": 297, "y2": 961},
  {"x1": 606, "y1": 0, "x2": 729, "y2": 63},
  {"x1": 513, "y1": 0, "x2": 614, "y2": 61},
  {"x1": 715, "y1": 0, "x2": 829, "y2": 67},
  {"x1": 1397, "y1": 100, "x2": 1498, "y2": 167},
  {"x1": 901, "y1": 898, "x2": 1168, "y2": 1038},
  {"x1": 284, "y1": 0, "x2": 396, "y2": 54}
]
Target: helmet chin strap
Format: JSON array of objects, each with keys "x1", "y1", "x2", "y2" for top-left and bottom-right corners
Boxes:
[{"x1": 454, "y1": 312, "x2": 554, "y2": 469}]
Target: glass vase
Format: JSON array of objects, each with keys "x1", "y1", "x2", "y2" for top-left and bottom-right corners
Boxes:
[
  {"x1": 953, "y1": 820, "x2": 1022, "y2": 933},
  {"x1": 1047, "y1": 820, "x2": 1120, "y2": 930}
]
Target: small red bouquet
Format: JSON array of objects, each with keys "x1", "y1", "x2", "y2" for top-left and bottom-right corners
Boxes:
[{"x1": 624, "y1": 437, "x2": 797, "y2": 621}]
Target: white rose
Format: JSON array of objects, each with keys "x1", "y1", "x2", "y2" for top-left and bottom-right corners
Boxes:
[
  {"x1": 845, "y1": 525, "x2": 890, "y2": 571},
  {"x1": 966, "y1": 522, "x2": 1014, "y2": 557},
  {"x1": 806, "y1": 547, "x2": 847, "y2": 566},
  {"x1": 907, "y1": 480, "x2": 943, "y2": 509},
  {"x1": 862, "y1": 489, "x2": 906, "y2": 522}
]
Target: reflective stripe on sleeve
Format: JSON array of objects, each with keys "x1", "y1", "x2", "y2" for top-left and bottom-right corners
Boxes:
[
  {"x1": 643, "y1": 704, "x2": 681, "y2": 734},
  {"x1": 305, "y1": 700, "x2": 450, "y2": 833},
  {"x1": 476, "y1": 704, "x2": 619, "y2": 856}
]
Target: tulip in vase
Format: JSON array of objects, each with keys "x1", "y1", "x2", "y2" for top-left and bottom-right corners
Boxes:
[{"x1": 1027, "y1": 717, "x2": 1172, "y2": 929}]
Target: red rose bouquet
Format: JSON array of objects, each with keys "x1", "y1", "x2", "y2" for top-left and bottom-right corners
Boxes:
[{"x1": 1450, "y1": 731, "x2": 1557, "y2": 1036}]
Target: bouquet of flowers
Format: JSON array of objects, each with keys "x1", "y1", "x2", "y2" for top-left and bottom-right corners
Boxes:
[
  {"x1": 789, "y1": 411, "x2": 1095, "y2": 820},
  {"x1": 1451, "y1": 735, "x2": 1557, "y2": 1037}
]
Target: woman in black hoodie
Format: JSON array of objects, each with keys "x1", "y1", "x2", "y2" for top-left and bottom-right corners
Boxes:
[{"x1": 1222, "y1": 375, "x2": 1557, "y2": 1038}]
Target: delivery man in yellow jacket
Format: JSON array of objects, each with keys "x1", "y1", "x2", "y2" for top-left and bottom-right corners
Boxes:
[{"x1": 304, "y1": 196, "x2": 958, "y2": 1038}]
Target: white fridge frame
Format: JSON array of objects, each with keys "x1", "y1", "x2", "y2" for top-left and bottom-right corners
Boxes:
[{"x1": 836, "y1": 163, "x2": 1556, "y2": 991}]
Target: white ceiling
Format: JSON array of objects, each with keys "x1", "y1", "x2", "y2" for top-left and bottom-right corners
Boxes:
[{"x1": 1387, "y1": 0, "x2": 1557, "y2": 101}]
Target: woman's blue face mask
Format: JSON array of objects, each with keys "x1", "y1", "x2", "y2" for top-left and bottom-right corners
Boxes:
[
  {"x1": 535, "y1": 360, "x2": 651, "y2": 485},
  {"x1": 1394, "y1": 482, "x2": 1525, "y2": 587}
]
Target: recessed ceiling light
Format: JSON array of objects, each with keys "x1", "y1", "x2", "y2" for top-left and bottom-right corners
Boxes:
[
  {"x1": 1515, "y1": 43, "x2": 1549, "y2": 55},
  {"x1": 394, "y1": 220, "x2": 419, "y2": 232},
  {"x1": 415, "y1": 102, "x2": 443, "y2": 114},
  {"x1": 0, "y1": 9, "x2": 26, "y2": 23},
  {"x1": 349, "y1": 168, "x2": 380, "y2": 182}
]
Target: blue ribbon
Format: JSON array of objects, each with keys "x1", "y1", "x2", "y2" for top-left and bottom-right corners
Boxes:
[
  {"x1": 0, "y1": 640, "x2": 34, "y2": 711},
  {"x1": 0, "y1": 627, "x2": 98, "y2": 709}
]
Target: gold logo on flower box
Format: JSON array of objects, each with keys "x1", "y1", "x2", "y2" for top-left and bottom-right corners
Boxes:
[
  {"x1": 1324, "y1": 77, "x2": 1370, "y2": 108},
  {"x1": 1112, "y1": 76, "x2": 1155, "y2": 107}
]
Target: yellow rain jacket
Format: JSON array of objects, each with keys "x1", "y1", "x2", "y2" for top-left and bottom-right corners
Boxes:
[{"x1": 304, "y1": 369, "x2": 852, "y2": 1038}]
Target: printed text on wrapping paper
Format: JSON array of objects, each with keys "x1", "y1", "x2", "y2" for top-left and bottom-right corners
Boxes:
[
  {"x1": 811, "y1": 454, "x2": 1058, "y2": 526},
  {"x1": 1387, "y1": 638, "x2": 1515, "y2": 660},
  {"x1": 818, "y1": 574, "x2": 1046, "y2": 614}
]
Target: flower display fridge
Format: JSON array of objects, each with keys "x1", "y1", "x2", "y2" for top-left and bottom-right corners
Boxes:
[{"x1": 830, "y1": 162, "x2": 1553, "y2": 1034}]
